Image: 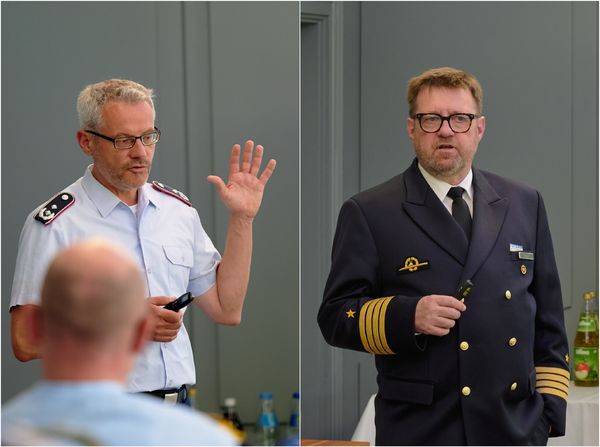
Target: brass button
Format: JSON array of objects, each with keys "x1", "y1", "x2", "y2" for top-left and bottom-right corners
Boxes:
[
  {"x1": 520, "y1": 264, "x2": 527, "y2": 275},
  {"x1": 461, "y1": 386, "x2": 471, "y2": 396},
  {"x1": 505, "y1": 290, "x2": 512, "y2": 300},
  {"x1": 460, "y1": 341, "x2": 470, "y2": 351},
  {"x1": 508, "y1": 337, "x2": 518, "y2": 347},
  {"x1": 510, "y1": 382, "x2": 518, "y2": 391}
]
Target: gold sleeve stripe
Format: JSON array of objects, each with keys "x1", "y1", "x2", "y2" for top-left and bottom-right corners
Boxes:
[
  {"x1": 535, "y1": 380, "x2": 569, "y2": 394},
  {"x1": 378, "y1": 297, "x2": 393, "y2": 354},
  {"x1": 360, "y1": 299, "x2": 380, "y2": 354},
  {"x1": 535, "y1": 373, "x2": 570, "y2": 387},
  {"x1": 371, "y1": 297, "x2": 394, "y2": 355},
  {"x1": 371, "y1": 299, "x2": 385, "y2": 354},
  {"x1": 359, "y1": 297, "x2": 395, "y2": 354},
  {"x1": 535, "y1": 366, "x2": 570, "y2": 379},
  {"x1": 537, "y1": 387, "x2": 568, "y2": 401},
  {"x1": 359, "y1": 300, "x2": 375, "y2": 353},
  {"x1": 365, "y1": 300, "x2": 379, "y2": 353}
]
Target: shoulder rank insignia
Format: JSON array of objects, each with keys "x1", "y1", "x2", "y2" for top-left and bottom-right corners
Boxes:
[
  {"x1": 151, "y1": 181, "x2": 192, "y2": 207},
  {"x1": 34, "y1": 193, "x2": 75, "y2": 225}
]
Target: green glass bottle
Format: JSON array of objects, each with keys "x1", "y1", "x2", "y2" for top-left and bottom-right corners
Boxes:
[{"x1": 573, "y1": 292, "x2": 599, "y2": 386}]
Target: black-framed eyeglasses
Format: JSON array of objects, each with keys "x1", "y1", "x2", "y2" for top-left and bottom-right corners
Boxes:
[
  {"x1": 85, "y1": 127, "x2": 161, "y2": 150},
  {"x1": 412, "y1": 113, "x2": 480, "y2": 133}
]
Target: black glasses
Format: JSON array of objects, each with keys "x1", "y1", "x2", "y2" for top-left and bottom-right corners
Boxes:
[
  {"x1": 413, "y1": 113, "x2": 480, "y2": 133},
  {"x1": 85, "y1": 127, "x2": 161, "y2": 150}
]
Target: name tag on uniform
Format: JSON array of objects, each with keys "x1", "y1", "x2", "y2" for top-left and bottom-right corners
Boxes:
[
  {"x1": 518, "y1": 251, "x2": 534, "y2": 260},
  {"x1": 509, "y1": 243, "x2": 523, "y2": 252}
]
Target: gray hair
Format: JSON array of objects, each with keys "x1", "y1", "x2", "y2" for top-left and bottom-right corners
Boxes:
[{"x1": 76, "y1": 79, "x2": 155, "y2": 130}]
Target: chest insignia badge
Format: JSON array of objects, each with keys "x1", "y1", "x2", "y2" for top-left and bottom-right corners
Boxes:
[{"x1": 397, "y1": 256, "x2": 430, "y2": 274}]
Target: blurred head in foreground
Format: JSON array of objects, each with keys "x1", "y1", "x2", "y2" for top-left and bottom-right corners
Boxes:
[{"x1": 34, "y1": 238, "x2": 151, "y2": 382}]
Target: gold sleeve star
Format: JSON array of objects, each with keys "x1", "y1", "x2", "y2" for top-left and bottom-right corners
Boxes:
[{"x1": 346, "y1": 309, "x2": 356, "y2": 318}]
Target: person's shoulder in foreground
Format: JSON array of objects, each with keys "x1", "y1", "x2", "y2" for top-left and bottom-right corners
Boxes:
[{"x1": 2, "y1": 381, "x2": 236, "y2": 446}]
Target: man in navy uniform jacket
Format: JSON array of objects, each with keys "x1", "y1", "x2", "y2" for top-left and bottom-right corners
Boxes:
[{"x1": 318, "y1": 67, "x2": 569, "y2": 445}]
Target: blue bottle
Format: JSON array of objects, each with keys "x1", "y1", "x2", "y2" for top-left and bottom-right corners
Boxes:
[
  {"x1": 257, "y1": 392, "x2": 278, "y2": 445},
  {"x1": 282, "y1": 392, "x2": 300, "y2": 446}
]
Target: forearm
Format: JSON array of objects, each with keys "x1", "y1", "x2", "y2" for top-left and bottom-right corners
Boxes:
[{"x1": 215, "y1": 214, "x2": 254, "y2": 323}]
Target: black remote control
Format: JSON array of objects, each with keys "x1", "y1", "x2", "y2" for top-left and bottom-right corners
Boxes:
[{"x1": 163, "y1": 292, "x2": 194, "y2": 311}]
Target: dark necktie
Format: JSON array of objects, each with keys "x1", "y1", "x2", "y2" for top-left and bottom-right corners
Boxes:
[{"x1": 448, "y1": 186, "x2": 472, "y2": 240}]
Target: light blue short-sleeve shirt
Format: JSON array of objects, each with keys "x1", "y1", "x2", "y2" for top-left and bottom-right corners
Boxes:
[
  {"x1": 1, "y1": 381, "x2": 236, "y2": 445},
  {"x1": 10, "y1": 166, "x2": 222, "y2": 391}
]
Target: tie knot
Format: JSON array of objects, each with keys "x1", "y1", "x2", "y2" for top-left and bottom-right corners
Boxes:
[{"x1": 448, "y1": 186, "x2": 465, "y2": 200}]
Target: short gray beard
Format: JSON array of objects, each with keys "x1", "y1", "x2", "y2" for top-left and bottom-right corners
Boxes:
[{"x1": 422, "y1": 157, "x2": 465, "y2": 180}]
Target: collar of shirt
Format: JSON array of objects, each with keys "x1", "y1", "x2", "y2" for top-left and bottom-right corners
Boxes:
[
  {"x1": 37, "y1": 380, "x2": 125, "y2": 393},
  {"x1": 81, "y1": 165, "x2": 160, "y2": 217},
  {"x1": 417, "y1": 162, "x2": 474, "y2": 217}
]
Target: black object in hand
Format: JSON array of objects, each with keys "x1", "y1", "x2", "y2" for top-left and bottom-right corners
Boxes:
[
  {"x1": 456, "y1": 280, "x2": 474, "y2": 301},
  {"x1": 163, "y1": 292, "x2": 194, "y2": 311}
]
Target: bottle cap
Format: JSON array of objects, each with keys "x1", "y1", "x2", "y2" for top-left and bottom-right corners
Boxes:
[
  {"x1": 293, "y1": 391, "x2": 299, "y2": 399},
  {"x1": 259, "y1": 392, "x2": 273, "y2": 399},
  {"x1": 224, "y1": 397, "x2": 236, "y2": 407}
]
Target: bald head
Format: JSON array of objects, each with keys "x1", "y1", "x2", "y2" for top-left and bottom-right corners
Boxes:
[{"x1": 40, "y1": 239, "x2": 146, "y2": 344}]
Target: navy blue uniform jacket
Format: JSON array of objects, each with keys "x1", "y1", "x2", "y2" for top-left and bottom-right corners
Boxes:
[{"x1": 318, "y1": 159, "x2": 569, "y2": 445}]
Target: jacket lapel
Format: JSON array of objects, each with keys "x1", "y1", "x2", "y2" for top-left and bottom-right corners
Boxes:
[
  {"x1": 461, "y1": 169, "x2": 509, "y2": 281},
  {"x1": 402, "y1": 161, "x2": 469, "y2": 265}
]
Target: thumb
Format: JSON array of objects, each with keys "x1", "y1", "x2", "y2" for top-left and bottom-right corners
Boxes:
[
  {"x1": 147, "y1": 296, "x2": 175, "y2": 306},
  {"x1": 207, "y1": 175, "x2": 227, "y2": 194}
]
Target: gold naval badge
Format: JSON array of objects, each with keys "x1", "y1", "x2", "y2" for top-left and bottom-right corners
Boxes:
[{"x1": 398, "y1": 257, "x2": 429, "y2": 273}]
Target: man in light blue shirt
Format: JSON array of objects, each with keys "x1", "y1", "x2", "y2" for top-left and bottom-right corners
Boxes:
[
  {"x1": 9, "y1": 79, "x2": 276, "y2": 400},
  {"x1": 3, "y1": 239, "x2": 236, "y2": 445}
]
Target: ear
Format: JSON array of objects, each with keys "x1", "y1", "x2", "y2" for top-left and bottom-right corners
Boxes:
[
  {"x1": 476, "y1": 115, "x2": 486, "y2": 142},
  {"x1": 130, "y1": 314, "x2": 153, "y2": 354},
  {"x1": 76, "y1": 129, "x2": 94, "y2": 156},
  {"x1": 407, "y1": 117, "x2": 416, "y2": 141}
]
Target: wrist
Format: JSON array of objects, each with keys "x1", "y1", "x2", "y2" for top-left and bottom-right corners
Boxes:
[{"x1": 229, "y1": 213, "x2": 255, "y2": 225}]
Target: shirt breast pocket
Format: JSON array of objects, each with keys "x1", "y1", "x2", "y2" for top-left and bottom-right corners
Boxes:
[{"x1": 163, "y1": 244, "x2": 193, "y2": 289}]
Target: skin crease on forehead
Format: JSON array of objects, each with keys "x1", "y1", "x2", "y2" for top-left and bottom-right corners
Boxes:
[
  {"x1": 407, "y1": 86, "x2": 486, "y2": 185},
  {"x1": 87, "y1": 101, "x2": 156, "y2": 205}
]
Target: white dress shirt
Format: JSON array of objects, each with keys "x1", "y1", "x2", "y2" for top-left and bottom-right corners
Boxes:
[{"x1": 417, "y1": 162, "x2": 474, "y2": 217}]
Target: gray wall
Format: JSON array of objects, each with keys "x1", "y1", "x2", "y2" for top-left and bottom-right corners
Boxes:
[
  {"x1": 302, "y1": 1, "x2": 598, "y2": 440},
  {"x1": 1, "y1": 1, "x2": 299, "y2": 424}
]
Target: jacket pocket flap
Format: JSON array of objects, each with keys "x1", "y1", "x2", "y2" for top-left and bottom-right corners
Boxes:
[{"x1": 379, "y1": 379, "x2": 434, "y2": 405}]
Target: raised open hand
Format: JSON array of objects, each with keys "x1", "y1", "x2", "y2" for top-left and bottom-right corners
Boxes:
[{"x1": 207, "y1": 140, "x2": 276, "y2": 219}]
